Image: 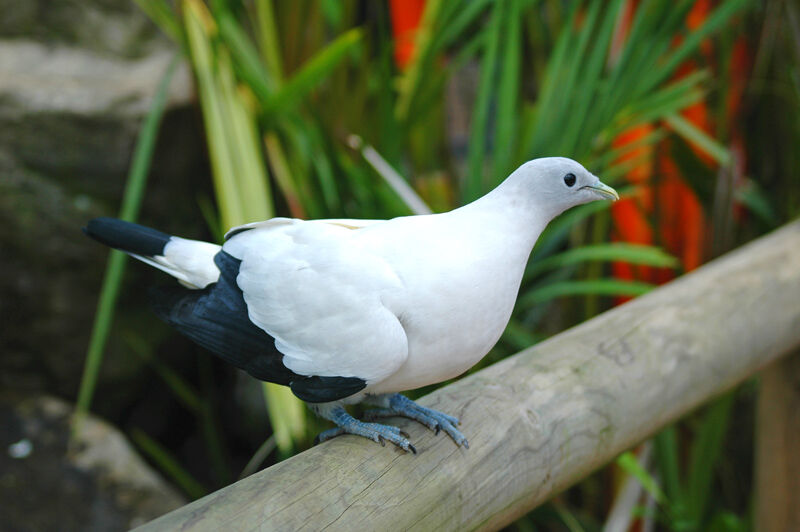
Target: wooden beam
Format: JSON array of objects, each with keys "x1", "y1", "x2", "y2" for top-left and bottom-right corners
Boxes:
[
  {"x1": 137, "y1": 221, "x2": 800, "y2": 531},
  {"x1": 756, "y1": 350, "x2": 800, "y2": 531}
]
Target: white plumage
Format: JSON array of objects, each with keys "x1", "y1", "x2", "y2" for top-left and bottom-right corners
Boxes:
[{"x1": 85, "y1": 157, "x2": 618, "y2": 452}]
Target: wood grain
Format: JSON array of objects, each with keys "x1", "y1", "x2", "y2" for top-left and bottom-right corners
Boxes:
[
  {"x1": 756, "y1": 350, "x2": 800, "y2": 531},
  {"x1": 136, "y1": 221, "x2": 800, "y2": 532}
]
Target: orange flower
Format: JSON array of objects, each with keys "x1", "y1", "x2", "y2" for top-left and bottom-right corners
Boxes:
[{"x1": 389, "y1": 0, "x2": 426, "y2": 71}]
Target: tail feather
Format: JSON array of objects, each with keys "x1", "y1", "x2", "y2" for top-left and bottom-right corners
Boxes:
[
  {"x1": 148, "y1": 252, "x2": 296, "y2": 385},
  {"x1": 84, "y1": 217, "x2": 170, "y2": 257},
  {"x1": 84, "y1": 217, "x2": 221, "y2": 289}
]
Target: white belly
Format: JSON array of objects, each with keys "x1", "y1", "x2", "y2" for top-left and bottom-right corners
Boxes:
[{"x1": 367, "y1": 259, "x2": 525, "y2": 394}]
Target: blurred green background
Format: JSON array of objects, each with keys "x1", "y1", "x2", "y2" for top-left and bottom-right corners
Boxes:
[{"x1": 2, "y1": 0, "x2": 798, "y2": 530}]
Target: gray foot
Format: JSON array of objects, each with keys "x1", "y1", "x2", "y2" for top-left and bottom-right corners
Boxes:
[
  {"x1": 363, "y1": 394, "x2": 469, "y2": 449},
  {"x1": 314, "y1": 406, "x2": 416, "y2": 453}
]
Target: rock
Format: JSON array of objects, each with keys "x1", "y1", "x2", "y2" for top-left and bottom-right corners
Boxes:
[
  {"x1": 0, "y1": 395, "x2": 186, "y2": 531},
  {"x1": 0, "y1": 0, "x2": 167, "y2": 59},
  {"x1": 0, "y1": 2, "x2": 211, "y2": 400},
  {"x1": 0, "y1": 40, "x2": 193, "y2": 198}
]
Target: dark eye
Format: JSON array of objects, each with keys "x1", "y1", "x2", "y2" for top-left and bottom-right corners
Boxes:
[{"x1": 564, "y1": 173, "x2": 576, "y2": 187}]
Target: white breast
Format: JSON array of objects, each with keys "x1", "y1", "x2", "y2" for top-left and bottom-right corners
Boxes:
[{"x1": 356, "y1": 211, "x2": 536, "y2": 394}]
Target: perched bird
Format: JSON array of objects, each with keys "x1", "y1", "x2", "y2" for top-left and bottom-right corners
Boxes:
[{"x1": 84, "y1": 157, "x2": 617, "y2": 453}]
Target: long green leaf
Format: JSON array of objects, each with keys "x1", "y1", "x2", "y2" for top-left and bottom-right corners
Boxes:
[
  {"x1": 184, "y1": 0, "x2": 305, "y2": 455},
  {"x1": 72, "y1": 54, "x2": 180, "y2": 438},
  {"x1": 255, "y1": 0, "x2": 284, "y2": 82},
  {"x1": 532, "y1": 201, "x2": 613, "y2": 259},
  {"x1": 592, "y1": 0, "x2": 693, "y2": 135},
  {"x1": 464, "y1": 1, "x2": 504, "y2": 201},
  {"x1": 403, "y1": 30, "x2": 485, "y2": 130},
  {"x1": 593, "y1": 128, "x2": 668, "y2": 170},
  {"x1": 553, "y1": 502, "x2": 587, "y2": 532},
  {"x1": 734, "y1": 179, "x2": 779, "y2": 228},
  {"x1": 654, "y1": 426, "x2": 684, "y2": 510},
  {"x1": 655, "y1": 0, "x2": 750, "y2": 89},
  {"x1": 526, "y1": 243, "x2": 678, "y2": 279},
  {"x1": 544, "y1": 0, "x2": 603, "y2": 155},
  {"x1": 261, "y1": 29, "x2": 362, "y2": 117},
  {"x1": 491, "y1": 0, "x2": 522, "y2": 182},
  {"x1": 431, "y1": 0, "x2": 493, "y2": 52},
  {"x1": 521, "y1": 1, "x2": 579, "y2": 158},
  {"x1": 664, "y1": 113, "x2": 732, "y2": 166},
  {"x1": 501, "y1": 319, "x2": 544, "y2": 350},
  {"x1": 123, "y1": 331, "x2": 203, "y2": 414},
  {"x1": 131, "y1": 428, "x2": 207, "y2": 499},
  {"x1": 608, "y1": 71, "x2": 708, "y2": 139},
  {"x1": 218, "y1": 11, "x2": 277, "y2": 100},
  {"x1": 518, "y1": 279, "x2": 655, "y2": 308},
  {"x1": 239, "y1": 435, "x2": 277, "y2": 479},
  {"x1": 685, "y1": 393, "x2": 735, "y2": 527},
  {"x1": 562, "y1": 0, "x2": 625, "y2": 156},
  {"x1": 395, "y1": 0, "x2": 444, "y2": 122},
  {"x1": 184, "y1": 0, "x2": 241, "y2": 228},
  {"x1": 620, "y1": 70, "x2": 708, "y2": 118},
  {"x1": 126, "y1": 330, "x2": 232, "y2": 484},
  {"x1": 135, "y1": 0, "x2": 185, "y2": 44},
  {"x1": 616, "y1": 450, "x2": 667, "y2": 504}
]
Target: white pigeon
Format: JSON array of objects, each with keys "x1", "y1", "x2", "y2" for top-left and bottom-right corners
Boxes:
[{"x1": 84, "y1": 157, "x2": 618, "y2": 453}]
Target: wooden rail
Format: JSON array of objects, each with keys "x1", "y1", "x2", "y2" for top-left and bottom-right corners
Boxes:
[
  {"x1": 755, "y1": 349, "x2": 800, "y2": 530},
  {"x1": 137, "y1": 221, "x2": 800, "y2": 531}
]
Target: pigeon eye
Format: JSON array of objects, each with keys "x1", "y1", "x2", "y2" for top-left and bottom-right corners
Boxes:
[{"x1": 564, "y1": 173, "x2": 576, "y2": 187}]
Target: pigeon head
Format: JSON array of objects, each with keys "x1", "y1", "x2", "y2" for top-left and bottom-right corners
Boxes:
[{"x1": 500, "y1": 157, "x2": 618, "y2": 221}]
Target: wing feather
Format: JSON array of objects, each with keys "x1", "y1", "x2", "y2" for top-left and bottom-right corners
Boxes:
[{"x1": 222, "y1": 219, "x2": 409, "y2": 386}]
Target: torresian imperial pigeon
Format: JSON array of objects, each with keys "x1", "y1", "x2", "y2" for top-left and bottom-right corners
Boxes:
[{"x1": 84, "y1": 157, "x2": 618, "y2": 453}]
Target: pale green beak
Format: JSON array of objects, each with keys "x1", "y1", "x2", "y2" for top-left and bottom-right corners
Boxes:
[{"x1": 582, "y1": 181, "x2": 619, "y2": 201}]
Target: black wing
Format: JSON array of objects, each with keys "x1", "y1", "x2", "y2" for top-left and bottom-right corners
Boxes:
[{"x1": 150, "y1": 250, "x2": 365, "y2": 402}]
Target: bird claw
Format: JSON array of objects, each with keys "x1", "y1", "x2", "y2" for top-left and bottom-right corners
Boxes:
[
  {"x1": 375, "y1": 394, "x2": 469, "y2": 449},
  {"x1": 316, "y1": 400, "x2": 468, "y2": 454},
  {"x1": 314, "y1": 408, "x2": 417, "y2": 453},
  {"x1": 315, "y1": 427, "x2": 346, "y2": 445}
]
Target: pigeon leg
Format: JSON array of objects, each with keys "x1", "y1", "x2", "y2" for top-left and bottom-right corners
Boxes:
[
  {"x1": 314, "y1": 405, "x2": 416, "y2": 454},
  {"x1": 364, "y1": 393, "x2": 469, "y2": 449}
]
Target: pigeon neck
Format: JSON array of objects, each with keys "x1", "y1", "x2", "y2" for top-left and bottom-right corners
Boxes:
[{"x1": 458, "y1": 176, "x2": 558, "y2": 249}]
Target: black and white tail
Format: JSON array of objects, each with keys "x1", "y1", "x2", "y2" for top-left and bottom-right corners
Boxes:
[{"x1": 83, "y1": 217, "x2": 221, "y2": 289}]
